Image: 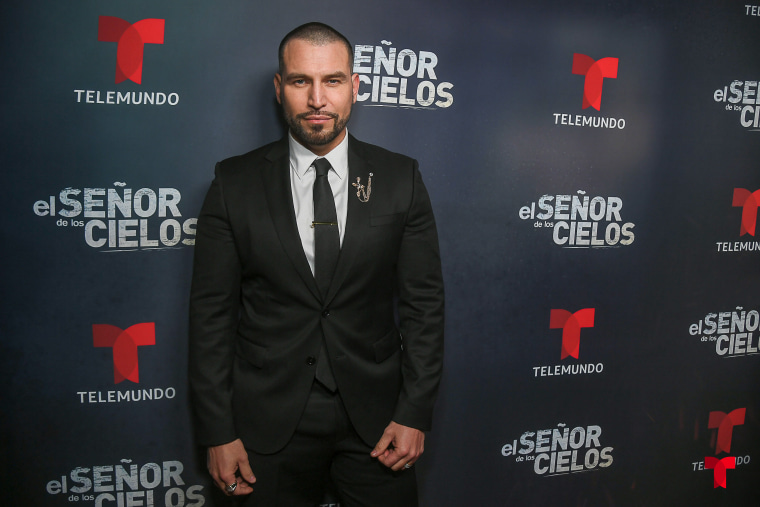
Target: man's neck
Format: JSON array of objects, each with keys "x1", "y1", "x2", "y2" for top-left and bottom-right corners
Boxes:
[{"x1": 291, "y1": 129, "x2": 347, "y2": 157}]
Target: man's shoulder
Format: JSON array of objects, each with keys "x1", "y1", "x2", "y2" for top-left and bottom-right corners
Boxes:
[
  {"x1": 215, "y1": 138, "x2": 288, "y2": 175},
  {"x1": 349, "y1": 135, "x2": 416, "y2": 168}
]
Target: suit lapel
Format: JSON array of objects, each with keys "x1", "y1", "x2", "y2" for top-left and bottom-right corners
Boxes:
[
  {"x1": 324, "y1": 137, "x2": 372, "y2": 304},
  {"x1": 261, "y1": 139, "x2": 322, "y2": 301}
]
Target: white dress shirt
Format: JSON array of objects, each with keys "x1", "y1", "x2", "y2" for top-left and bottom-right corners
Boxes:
[{"x1": 288, "y1": 131, "x2": 349, "y2": 275}]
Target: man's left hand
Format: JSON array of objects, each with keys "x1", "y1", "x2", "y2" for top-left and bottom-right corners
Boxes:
[{"x1": 370, "y1": 421, "x2": 424, "y2": 471}]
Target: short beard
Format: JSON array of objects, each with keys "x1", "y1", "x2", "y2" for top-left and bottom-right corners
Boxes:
[{"x1": 284, "y1": 108, "x2": 351, "y2": 148}]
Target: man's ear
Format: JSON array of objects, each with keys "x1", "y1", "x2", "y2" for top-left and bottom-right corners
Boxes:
[
  {"x1": 351, "y1": 73, "x2": 360, "y2": 104},
  {"x1": 274, "y1": 73, "x2": 282, "y2": 104}
]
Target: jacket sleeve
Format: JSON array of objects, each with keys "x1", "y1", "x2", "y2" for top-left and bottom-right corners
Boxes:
[
  {"x1": 188, "y1": 163, "x2": 241, "y2": 446},
  {"x1": 392, "y1": 161, "x2": 445, "y2": 431}
]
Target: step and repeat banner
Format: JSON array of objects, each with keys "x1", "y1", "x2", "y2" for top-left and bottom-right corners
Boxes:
[{"x1": 2, "y1": 1, "x2": 758, "y2": 505}]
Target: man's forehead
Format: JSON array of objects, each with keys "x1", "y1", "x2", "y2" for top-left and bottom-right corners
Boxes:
[{"x1": 281, "y1": 39, "x2": 351, "y2": 72}]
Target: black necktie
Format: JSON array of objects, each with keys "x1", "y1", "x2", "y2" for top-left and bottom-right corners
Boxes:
[
  {"x1": 312, "y1": 157, "x2": 339, "y2": 392},
  {"x1": 312, "y1": 158, "x2": 340, "y2": 298}
]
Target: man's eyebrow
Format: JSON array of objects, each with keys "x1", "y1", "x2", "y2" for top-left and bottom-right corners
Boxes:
[
  {"x1": 284, "y1": 71, "x2": 349, "y2": 80},
  {"x1": 324, "y1": 71, "x2": 349, "y2": 79}
]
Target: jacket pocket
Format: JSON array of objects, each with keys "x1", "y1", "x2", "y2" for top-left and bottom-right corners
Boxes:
[
  {"x1": 237, "y1": 339, "x2": 267, "y2": 369},
  {"x1": 373, "y1": 329, "x2": 401, "y2": 363},
  {"x1": 370, "y1": 212, "x2": 404, "y2": 227}
]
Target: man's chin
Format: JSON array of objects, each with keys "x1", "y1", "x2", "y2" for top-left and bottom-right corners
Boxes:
[
  {"x1": 305, "y1": 123, "x2": 327, "y2": 136},
  {"x1": 294, "y1": 128, "x2": 340, "y2": 147}
]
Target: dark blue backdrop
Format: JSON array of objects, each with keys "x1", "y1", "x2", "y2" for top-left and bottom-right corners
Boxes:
[{"x1": 2, "y1": 1, "x2": 758, "y2": 505}]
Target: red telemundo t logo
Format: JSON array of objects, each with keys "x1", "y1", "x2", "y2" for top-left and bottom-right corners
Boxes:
[
  {"x1": 549, "y1": 308, "x2": 595, "y2": 359},
  {"x1": 709, "y1": 408, "x2": 746, "y2": 455},
  {"x1": 93, "y1": 323, "x2": 156, "y2": 383},
  {"x1": 732, "y1": 188, "x2": 760, "y2": 236},
  {"x1": 98, "y1": 16, "x2": 165, "y2": 84},
  {"x1": 705, "y1": 457, "x2": 735, "y2": 489},
  {"x1": 571, "y1": 54, "x2": 618, "y2": 111}
]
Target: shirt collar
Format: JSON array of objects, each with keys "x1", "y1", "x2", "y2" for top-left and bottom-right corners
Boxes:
[{"x1": 288, "y1": 130, "x2": 349, "y2": 181}]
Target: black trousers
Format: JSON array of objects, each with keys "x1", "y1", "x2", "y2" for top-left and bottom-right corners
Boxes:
[{"x1": 241, "y1": 381, "x2": 418, "y2": 507}]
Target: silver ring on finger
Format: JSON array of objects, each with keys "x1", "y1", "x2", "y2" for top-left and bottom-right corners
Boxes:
[
  {"x1": 225, "y1": 482, "x2": 237, "y2": 493},
  {"x1": 403, "y1": 463, "x2": 413, "y2": 469}
]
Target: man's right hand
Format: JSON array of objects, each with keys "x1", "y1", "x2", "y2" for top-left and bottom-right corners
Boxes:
[{"x1": 207, "y1": 438, "x2": 256, "y2": 496}]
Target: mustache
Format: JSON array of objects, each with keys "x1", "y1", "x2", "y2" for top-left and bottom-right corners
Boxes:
[{"x1": 295, "y1": 110, "x2": 339, "y2": 120}]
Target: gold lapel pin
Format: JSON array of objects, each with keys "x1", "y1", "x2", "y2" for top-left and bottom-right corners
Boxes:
[{"x1": 352, "y1": 173, "x2": 373, "y2": 202}]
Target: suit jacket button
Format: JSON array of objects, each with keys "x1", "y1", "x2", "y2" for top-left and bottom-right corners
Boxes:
[
  {"x1": 306, "y1": 356, "x2": 316, "y2": 366},
  {"x1": 321, "y1": 309, "x2": 330, "y2": 318}
]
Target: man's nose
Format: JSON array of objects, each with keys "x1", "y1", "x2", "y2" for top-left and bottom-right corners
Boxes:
[{"x1": 307, "y1": 84, "x2": 327, "y2": 109}]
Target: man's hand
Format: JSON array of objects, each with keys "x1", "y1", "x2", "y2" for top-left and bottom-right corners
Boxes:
[
  {"x1": 207, "y1": 439, "x2": 256, "y2": 496},
  {"x1": 370, "y1": 421, "x2": 425, "y2": 471}
]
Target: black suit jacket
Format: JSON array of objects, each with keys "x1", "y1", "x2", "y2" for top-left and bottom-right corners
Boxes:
[{"x1": 189, "y1": 135, "x2": 444, "y2": 454}]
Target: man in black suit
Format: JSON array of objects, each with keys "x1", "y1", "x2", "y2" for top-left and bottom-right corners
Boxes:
[{"x1": 189, "y1": 22, "x2": 444, "y2": 506}]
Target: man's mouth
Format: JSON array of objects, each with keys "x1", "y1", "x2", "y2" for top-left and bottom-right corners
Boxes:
[{"x1": 298, "y1": 111, "x2": 337, "y2": 124}]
